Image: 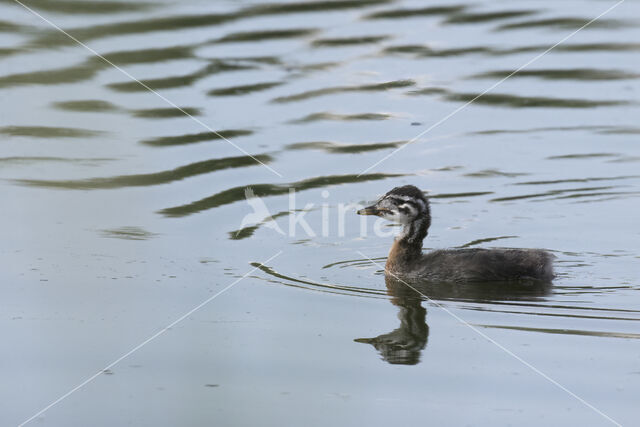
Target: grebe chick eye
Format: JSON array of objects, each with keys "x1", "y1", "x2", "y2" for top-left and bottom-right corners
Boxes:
[{"x1": 357, "y1": 185, "x2": 555, "y2": 283}]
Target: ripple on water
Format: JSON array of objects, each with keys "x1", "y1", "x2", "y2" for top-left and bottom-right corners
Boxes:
[
  {"x1": 140, "y1": 129, "x2": 253, "y2": 147},
  {"x1": 96, "y1": 45, "x2": 196, "y2": 65},
  {"x1": 52, "y1": 100, "x2": 121, "y2": 112},
  {"x1": 513, "y1": 175, "x2": 640, "y2": 186},
  {"x1": 271, "y1": 79, "x2": 415, "y2": 103},
  {"x1": 285, "y1": 140, "x2": 403, "y2": 154},
  {"x1": 51, "y1": 100, "x2": 201, "y2": 119},
  {"x1": 546, "y1": 153, "x2": 619, "y2": 160},
  {"x1": 470, "y1": 125, "x2": 611, "y2": 136},
  {"x1": 0, "y1": 126, "x2": 103, "y2": 138},
  {"x1": 130, "y1": 107, "x2": 202, "y2": 119},
  {"x1": 0, "y1": 47, "x2": 21, "y2": 58},
  {"x1": 463, "y1": 169, "x2": 528, "y2": 178},
  {"x1": 490, "y1": 186, "x2": 631, "y2": 202},
  {"x1": 106, "y1": 60, "x2": 254, "y2": 92},
  {"x1": 363, "y1": 5, "x2": 467, "y2": 20},
  {"x1": 251, "y1": 262, "x2": 388, "y2": 299},
  {"x1": 311, "y1": 35, "x2": 391, "y2": 47},
  {"x1": 598, "y1": 126, "x2": 640, "y2": 135},
  {"x1": 469, "y1": 68, "x2": 640, "y2": 81},
  {"x1": 495, "y1": 16, "x2": 634, "y2": 31},
  {"x1": 0, "y1": 20, "x2": 31, "y2": 33},
  {"x1": 430, "y1": 191, "x2": 494, "y2": 199},
  {"x1": 12, "y1": 0, "x2": 156, "y2": 14},
  {"x1": 444, "y1": 9, "x2": 538, "y2": 24},
  {"x1": 408, "y1": 88, "x2": 630, "y2": 108},
  {"x1": 27, "y1": 13, "x2": 239, "y2": 49},
  {"x1": 24, "y1": 0, "x2": 397, "y2": 48},
  {"x1": 15, "y1": 154, "x2": 274, "y2": 190},
  {"x1": 228, "y1": 211, "x2": 290, "y2": 240},
  {"x1": 0, "y1": 157, "x2": 115, "y2": 166},
  {"x1": 100, "y1": 227, "x2": 158, "y2": 240},
  {"x1": 208, "y1": 82, "x2": 283, "y2": 97},
  {"x1": 289, "y1": 112, "x2": 393, "y2": 124},
  {"x1": 0, "y1": 46, "x2": 199, "y2": 89},
  {"x1": 243, "y1": 0, "x2": 393, "y2": 16},
  {"x1": 0, "y1": 62, "x2": 100, "y2": 88},
  {"x1": 479, "y1": 325, "x2": 640, "y2": 340},
  {"x1": 212, "y1": 28, "x2": 318, "y2": 44},
  {"x1": 382, "y1": 44, "x2": 498, "y2": 57},
  {"x1": 381, "y1": 42, "x2": 640, "y2": 59},
  {"x1": 159, "y1": 173, "x2": 403, "y2": 217}
]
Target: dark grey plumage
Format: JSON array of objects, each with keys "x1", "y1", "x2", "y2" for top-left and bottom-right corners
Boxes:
[
  {"x1": 357, "y1": 185, "x2": 555, "y2": 283},
  {"x1": 408, "y1": 247, "x2": 555, "y2": 282}
]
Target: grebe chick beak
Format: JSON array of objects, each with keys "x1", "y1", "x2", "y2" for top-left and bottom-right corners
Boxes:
[{"x1": 357, "y1": 205, "x2": 385, "y2": 216}]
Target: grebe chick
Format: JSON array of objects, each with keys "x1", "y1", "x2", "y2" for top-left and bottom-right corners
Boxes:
[{"x1": 357, "y1": 185, "x2": 555, "y2": 283}]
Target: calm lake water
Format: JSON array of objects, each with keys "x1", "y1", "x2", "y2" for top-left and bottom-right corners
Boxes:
[{"x1": 1, "y1": 0, "x2": 639, "y2": 425}]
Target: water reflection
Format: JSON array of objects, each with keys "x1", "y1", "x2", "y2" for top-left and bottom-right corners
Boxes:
[
  {"x1": 356, "y1": 275, "x2": 551, "y2": 365},
  {"x1": 355, "y1": 277, "x2": 428, "y2": 365}
]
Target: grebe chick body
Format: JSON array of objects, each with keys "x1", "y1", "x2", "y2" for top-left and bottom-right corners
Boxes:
[{"x1": 357, "y1": 185, "x2": 554, "y2": 283}]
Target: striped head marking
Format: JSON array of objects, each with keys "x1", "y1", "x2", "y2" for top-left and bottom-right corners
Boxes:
[{"x1": 357, "y1": 185, "x2": 429, "y2": 224}]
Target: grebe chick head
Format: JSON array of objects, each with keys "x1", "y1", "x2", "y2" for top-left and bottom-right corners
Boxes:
[{"x1": 357, "y1": 185, "x2": 431, "y2": 244}]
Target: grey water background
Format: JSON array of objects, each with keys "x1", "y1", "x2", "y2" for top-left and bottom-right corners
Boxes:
[{"x1": 1, "y1": 0, "x2": 639, "y2": 425}]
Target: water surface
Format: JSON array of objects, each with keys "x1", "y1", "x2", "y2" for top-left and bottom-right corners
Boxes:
[{"x1": 1, "y1": 0, "x2": 639, "y2": 426}]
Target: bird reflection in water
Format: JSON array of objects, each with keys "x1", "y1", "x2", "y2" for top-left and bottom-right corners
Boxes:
[{"x1": 355, "y1": 275, "x2": 552, "y2": 365}]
